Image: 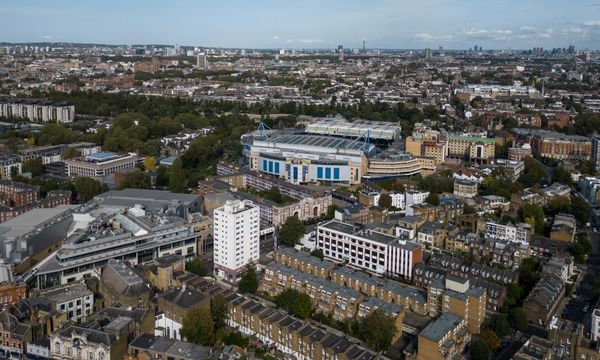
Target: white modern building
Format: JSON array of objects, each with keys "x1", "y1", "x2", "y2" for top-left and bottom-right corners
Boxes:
[
  {"x1": 485, "y1": 221, "x2": 532, "y2": 244},
  {"x1": 316, "y1": 220, "x2": 423, "y2": 279},
  {"x1": 64, "y1": 151, "x2": 138, "y2": 178},
  {"x1": 592, "y1": 308, "x2": 600, "y2": 341},
  {"x1": 213, "y1": 200, "x2": 260, "y2": 282}
]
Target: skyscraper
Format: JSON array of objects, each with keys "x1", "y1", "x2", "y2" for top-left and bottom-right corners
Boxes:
[
  {"x1": 196, "y1": 53, "x2": 208, "y2": 69},
  {"x1": 338, "y1": 45, "x2": 344, "y2": 61},
  {"x1": 213, "y1": 200, "x2": 260, "y2": 282},
  {"x1": 362, "y1": 40, "x2": 366, "y2": 53}
]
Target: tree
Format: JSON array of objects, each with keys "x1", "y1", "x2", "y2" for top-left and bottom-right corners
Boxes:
[
  {"x1": 168, "y1": 158, "x2": 187, "y2": 193},
  {"x1": 180, "y1": 306, "x2": 215, "y2": 345},
  {"x1": 310, "y1": 249, "x2": 324, "y2": 260},
  {"x1": 185, "y1": 258, "x2": 207, "y2": 276},
  {"x1": 552, "y1": 166, "x2": 573, "y2": 185},
  {"x1": 238, "y1": 265, "x2": 258, "y2": 294},
  {"x1": 9, "y1": 166, "x2": 18, "y2": 179},
  {"x1": 210, "y1": 294, "x2": 227, "y2": 330},
  {"x1": 522, "y1": 203, "x2": 545, "y2": 234},
  {"x1": 509, "y1": 307, "x2": 529, "y2": 332},
  {"x1": 144, "y1": 156, "x2": 157, "y2": 172},
  {"x1": 571, "y1": 195, "x2": 591, "y2": 224},
  {"x1": 22, "y1": 158, "x2": 43, "y2": 177},
  {"x1": 480, "y1": 329, "x2": 501, "y2": 350},
  {"x1": 378, "y1": 193, "x2": 392, "y2": 208},
  {"x1": 469, "y1": 339, "x2": 490, "y2": 360},
  {"x1": 61, "y1": 147, "x2": 80, "y2": 160},
  {"x1": 119, "y1": 170, "x2": 151, "y2": 189},
  {"x1": 519, "y1": 157, "x2": 545, "y2": 187},
  {"x1": 358, "y1": 309, "x2": 397, "y2": 352},
  {"x1": 73, "y1": 176, "x2": 105, "y2": 202},
  {"x1": 36, "y1": 123, "x2": 78, "y2": 145},
  {"x1": 277, "y1": 216, "x2": 305, "y2": 247},
  {"x1": 425, "y1": 192, "x2": 440, "y2": 206},
  {"x1": 155, "y1": 165, "x2": 170, "y2": 188},
  {"x1": 486, "y1": 314, "x2": 510, "y2": 338},
  {"x1": 274, "y1": 289, "x2": 313, "y2": 319}
]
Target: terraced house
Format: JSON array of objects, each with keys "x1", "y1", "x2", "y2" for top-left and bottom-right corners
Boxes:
[{"x1": 225, "y1": 292, "x2": 380, "y2": 360}]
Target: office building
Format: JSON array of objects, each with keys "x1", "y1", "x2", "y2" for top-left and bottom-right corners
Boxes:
[
  {"x1": 29, "y1": 205, "x2": 199, "y2": 289},
  {"x1": 213, "y1": 200, "x2": 260, "y2": 282},
  {"x1": 316, "y1": 220, "x2": 423, "y2": 279},
  {"x1": 529, "y1": 130, "x2": 591, "y2": 160},
  {"x1": 579, "y1": 176, "x2": 600, "y2": 204},
  {"x1": 64, "y1": 151, "x2": 138, "y2": 178}
]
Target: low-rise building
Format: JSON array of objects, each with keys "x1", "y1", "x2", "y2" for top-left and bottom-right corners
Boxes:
[
  {"x1": 550, "y1": 213, "x2": 577, "y2": 243},
  {"x1": 485, "y1": 221, "x2": 532, "y2": 244},
  {"x1": 272, "y1": 247, "x2": 335, "y2": 278},
  {"x1": 65, "y1": 151, "x2": 138, "y2": 178},
  {"x1": 416, "y1": 313, "x2": 471, "y2": 360},
  {"x1": 99, "y1": 259, "x2": 152, "y2": 308},
  {"x1": 0, "y1": 312, "x2": 32, "y2": 360},
  {"x1": 522, "y1": 274, "x2": 565, "y2": 327},
  {"x1": 36, "y1": 282, "x2": 94, "y2": 323},
  {"x1": 127, "y1": 333, "x2": 210, "y2": 360},
  {"x1": 453, "y1": 179, "x2": 478, "y2": 198}
]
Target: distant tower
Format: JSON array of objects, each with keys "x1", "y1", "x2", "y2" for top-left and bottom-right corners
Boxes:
[
  {"x1": 338, "y1": 45, "x2": 344, "y2": 62},
  {"x1": 196, "y1": 53, "x2": 208, "y2": 69},
  {"x1": 362, "y1": 40, "x2": 366, "y2": 53}
]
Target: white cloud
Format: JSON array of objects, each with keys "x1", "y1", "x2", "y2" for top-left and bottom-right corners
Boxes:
[
  {"x1": 272, "y1": 35, "x2": 279, "y2": 40},
  {"x1": 414, "y1": 33, "x2": 454, "y2": 42},
  {"x1": 285, "y1": 38, "x2": 324, "y2": 44},
  {"x1": 40, "y1": 35, "x2": 52, "y2": 39},
  {"x1": 584, "y1": 20, "x2": 600, "y2": 27}
]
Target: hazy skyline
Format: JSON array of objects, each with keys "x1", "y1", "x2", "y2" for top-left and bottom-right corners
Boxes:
[{"x1": 3, "y1": 0, "x2": 600, "y2": 50}]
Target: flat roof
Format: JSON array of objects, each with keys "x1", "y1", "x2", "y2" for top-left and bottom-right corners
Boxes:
[
  {"x1": 262, "y1": 133, "x2": 372, "y2": 152},
  {"x1": 420, "y1": 313, "x2": 463, "y2": 342}
]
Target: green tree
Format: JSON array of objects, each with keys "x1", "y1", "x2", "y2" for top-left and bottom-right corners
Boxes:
[
  {"x1": 509, "y1": 307, "x2": 529, "y2": 332},
  {"x1": 277, "y1": 216, "x2": 306, "y2": 247},
  {"x1": 36, "y1": 123, "x2": 78, "y2": 145},
  {"x1": 486, "y1": 314, "x2": 510, "y2": 338},
  {"x1": 522, "y1": 203, "x2": 545, "y2": 234},
  {"x1": 180, "y1": 306, "x2": 215, "y2": 345},
  {"x1": 155, "y1": 165, "x2": 170, "y2": 188},
  {"x1": 238, "y1": 265, "x2": 258, "y2": 294},
  {"x1": 378, "y1": 193, "x2": 393, "y2": 208},
  {"x1": 274, "y1": 289, "x2": 313, "y2": 319},
  {"x1": 470, "y1": 339, "x2": 490, "y2": 360},
  {"x1": 73, "y1": 176, "x2": 105, "y2": 202},
  {"x1": 22, "y1": 158, "x2": 43, "y2": 177},
  {"x1": 571, "y1": 195, "x2": 591, "y2": 224},
  {"x1": 168, "y1": 158, "x2": 187, "y2": 193},
  {"x1": 119, "y1": 170, "x2": 151, "y2": 189},
  {"x1": 210, "y1": 294, "x2": 227, "y2": 330},
  {"x1": 552, "y1": 166, "x2": 573, "y2": 185},
  {"x1": 185, "y1": 258, "x2": 207, "y2": 276},
  {"x1": 425, "y1": 192, "x2": 440, "y2": 206},
  {"x1": 518, "y1": 157, "x2": 545, "y2": 187},
  {"x1": 480, "y1": 329, "x2": 501, "y2": 350},
  {"x1": 310, "y1": 249, "x2": 324, "y2": 260},
  {"x1": 358, "y1": 309, "x2": 397, "y2": 352},
  {"x1": 61, "y1": 147, "x2": 80, "y2": 160}
]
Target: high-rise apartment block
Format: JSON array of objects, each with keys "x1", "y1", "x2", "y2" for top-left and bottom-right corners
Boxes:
[{"x1": 213, "y1": 200, "x2": 260, "y2": 282}]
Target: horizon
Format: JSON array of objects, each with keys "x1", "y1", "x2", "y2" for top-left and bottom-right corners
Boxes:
[{"x1": 2, "y1": 0, "x2": 600, "y2": 50}]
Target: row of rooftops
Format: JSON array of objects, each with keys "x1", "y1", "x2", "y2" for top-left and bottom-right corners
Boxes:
[
  {"x1": 224, "y1": 292, "x2": 378, "y2": 360},
  {"x1": 0, "y1": 97, "x2": 73, "y2": 107},
  {"x1": 524, "y1": 273, "x2": 565, "y2": 309},
  {"x1": 428, "y1": 252, "x2": 519, "y2": 284}
]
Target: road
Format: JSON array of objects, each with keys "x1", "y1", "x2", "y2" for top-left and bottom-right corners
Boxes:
[{"x1": 562, "y1": 228, "x2": 600, "y2": 334}]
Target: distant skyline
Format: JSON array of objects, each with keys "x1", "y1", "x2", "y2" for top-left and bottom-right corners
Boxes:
[{"x1": 2, "y1": 0, "x2": 600, "y2": 50}]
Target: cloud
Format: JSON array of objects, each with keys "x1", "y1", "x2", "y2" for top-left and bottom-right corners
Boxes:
[
  {"x1": 272, "y1": 35, "x2": 279, "y2": 40},
  {"x1": 414, "y1": 33, "x2": 454, "y2": 42},
  {"x1": 285, "y1": 38, "x2": 324, "y2": 44},
  {"x1": 39, "y1": 35, "x2": 52, "y2": 39},
  {"x1": 461, "y1": 28, "x2": 512, "y2": 41},
  {"x1": 584, "y1": 20, "x2": 600, "y2": 27}
]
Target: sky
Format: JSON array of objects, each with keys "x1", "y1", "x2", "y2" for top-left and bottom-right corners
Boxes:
[{"x1": 2, "y1": 0, "x2": 600, "y2": 50}]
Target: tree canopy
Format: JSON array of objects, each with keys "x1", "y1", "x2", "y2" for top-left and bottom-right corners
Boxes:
[
  {"x1": 238, "y1": 265, "x2": 258, "y2": 294},
  {"x1": 180, "y1": 306, "x2": 215, "y2": 346},
  {"x1": 358, "y1": 310, "x2": 397, "y2": 352},
  {"x1": 73, "y1": 176, "x2": 106, "y2": 202},
  {"x1": 274, "y1": 288, "x2": 313, "y2": 319},
  {"x1": 277, "y1": 216, "x2": 306, "y2": 247}
]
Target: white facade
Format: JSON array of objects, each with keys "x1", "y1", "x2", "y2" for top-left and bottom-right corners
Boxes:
[
  {"x1": 485, "y1": 221, "x2": 531, "y2": 244},
  {"x1": 155, "y1": 313, "x2": 183, "y2": 340},
  {"x1": 0, "y1": 99, "x2": 75, "y2": 123},
  {"x1": 316, "y1": 220, "x2": 421, "y2": 278},
  {"x1": 592, "y1": 309, "x2": 600, "y2": 341},
  {"x1": 213, "y1": 200, "x2": 260, "y2": 282},
  {"x1": 405, "y1": 191, "x2": 430, "y2": 209}
]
